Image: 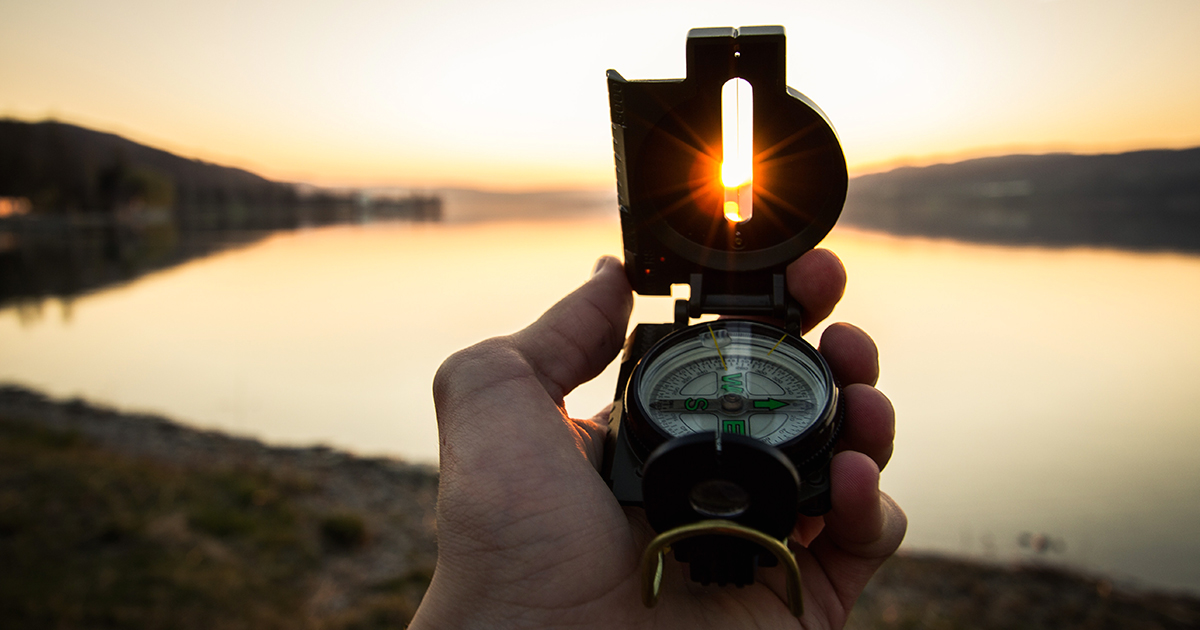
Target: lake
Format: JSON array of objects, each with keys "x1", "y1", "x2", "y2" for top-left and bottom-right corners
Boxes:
[{"x1": 2, "y1": 215, "x2": 1198, "y2": 594}]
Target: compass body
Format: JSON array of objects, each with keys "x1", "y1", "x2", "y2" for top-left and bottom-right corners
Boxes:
[{"x1": 602, "y1": 25, "x2": 849, "y2": 591}]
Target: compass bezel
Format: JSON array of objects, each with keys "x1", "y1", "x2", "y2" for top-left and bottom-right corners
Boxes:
[{"x1": 624, "y1": 319, "x2": 839, "y2": 469}]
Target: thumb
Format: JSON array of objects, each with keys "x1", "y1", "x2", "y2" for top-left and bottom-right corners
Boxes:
[
  {"x1": 431, "y1": 255, "x2": 632, "y2": 475},
  {"x1": 509, "y1": 255, "x2": 633, "y2": 404}
]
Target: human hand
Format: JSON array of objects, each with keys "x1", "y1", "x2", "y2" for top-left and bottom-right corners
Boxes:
[{"x1": 410, "y1": 251, "x2": 905, "y2": 629}]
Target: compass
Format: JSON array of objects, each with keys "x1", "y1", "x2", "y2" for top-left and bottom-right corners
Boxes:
[
  {"x1": 627, "y1": 320, "x2": 838, "y2": 461},
  {"x1": 601, "y1": 25, "x2": 848, "y2": 615}
]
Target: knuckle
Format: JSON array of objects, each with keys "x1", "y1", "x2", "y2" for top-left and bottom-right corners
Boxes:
[
  {"x1": 432, "y1": 337, "x2": 533, "y2": 409},
  {"x1": 433, "y1": 338, "x2": 516, "y2": 401}
]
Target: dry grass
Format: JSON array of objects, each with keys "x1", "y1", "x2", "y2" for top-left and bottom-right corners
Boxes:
[
  {"x1": 0, "y1": 415, "x2": 434, "y2": 629},
  {"x1": 3, "y1": 387, "x2": 1198, "y2": 630}
]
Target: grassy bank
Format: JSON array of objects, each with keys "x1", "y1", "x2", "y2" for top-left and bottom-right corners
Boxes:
[
  {"x1": 0, "y1": 387, "x2": 437, "y2": 629},
  {"x1": 1, "y1": 386, "x2": 1197, "y2": 629}
]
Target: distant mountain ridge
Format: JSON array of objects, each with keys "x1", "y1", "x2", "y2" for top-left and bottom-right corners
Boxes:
[
  {"x1": 0, "y1": 119, "x2": 294, "y2": 213},
  {"x1": 4, "y1": 118, "x2": 1199, "y2": 252},
  {"x1": 842, "y1": 148, "x2": 1200, "y2": 252},
  {"x1": 434, "y1": 188, "x2": 614, "y2": 222},
  {"x1": 0, "y1": 119, "x2": 593, "y2": 224}
]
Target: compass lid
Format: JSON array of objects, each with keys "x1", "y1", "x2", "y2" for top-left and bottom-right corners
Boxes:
[{"x1": 608, "y1": 26, "x2": 848, "y2": 298}]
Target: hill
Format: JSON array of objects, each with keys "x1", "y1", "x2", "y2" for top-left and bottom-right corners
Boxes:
[
  {"x1": 842, "y1": 148, "x2": 1200, "y2": 252},
  {"x1": 0, "y1": 119, "x2": 296, "y2": 221},
  {"x1": 0, "y1": 119, "x2": 440, "y2": 228}
]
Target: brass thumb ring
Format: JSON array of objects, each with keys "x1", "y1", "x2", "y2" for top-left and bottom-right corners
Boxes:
[{"x1": 639, "y1": 519, "x2": 803, "y2": 618}]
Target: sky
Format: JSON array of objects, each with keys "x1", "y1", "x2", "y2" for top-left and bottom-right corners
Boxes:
[{"x1": 2, "y1": 0, "x2": 1199, "y2": 191}]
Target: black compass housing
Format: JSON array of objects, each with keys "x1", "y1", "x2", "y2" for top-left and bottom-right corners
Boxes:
[{"x1": 602, "y1": 26, "x2": 850, "y2": 589}]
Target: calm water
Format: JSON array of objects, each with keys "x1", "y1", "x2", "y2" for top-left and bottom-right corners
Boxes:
[{"x1": 2, "y1": 216, "x2": 1199, "y2": 594}]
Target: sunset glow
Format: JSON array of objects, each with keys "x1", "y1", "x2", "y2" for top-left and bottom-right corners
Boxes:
[{"x1": 2, "y1": 1, "x2": 1199, "y2": 189}]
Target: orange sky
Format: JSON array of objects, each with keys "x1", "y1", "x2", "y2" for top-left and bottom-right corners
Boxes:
[{"x1": 2, "y1": 0, "x2": 1199, "y2": 190}]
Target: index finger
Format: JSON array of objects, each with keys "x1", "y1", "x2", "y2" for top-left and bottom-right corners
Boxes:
[{"x1": 786, "y1": 248, "x2": 846, "y2": 333}]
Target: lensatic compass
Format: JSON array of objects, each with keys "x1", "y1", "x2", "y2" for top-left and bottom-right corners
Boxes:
[{"x1": 601, "y1": 26, "x2": 848, "y2": 616}]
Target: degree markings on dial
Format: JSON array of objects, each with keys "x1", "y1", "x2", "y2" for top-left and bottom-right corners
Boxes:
[
  {"x1": 651, "y1": 358, "x2": 811, "y2": 396},
  {"x1": 651, "y1": 397, "x2": 798, "y2": 412},
  {"x1": 640, "y1": 328, "x2": 828, "y2": 445}
]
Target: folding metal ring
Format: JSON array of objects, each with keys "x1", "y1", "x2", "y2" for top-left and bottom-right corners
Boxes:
[{"x1": 639, "y1": 519, "x2": 803, "y2": 618}]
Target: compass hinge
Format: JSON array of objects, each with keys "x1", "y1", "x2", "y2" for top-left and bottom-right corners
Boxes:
[{"x1": 679, "y1": 272, "x2": 803, "y2": 332}]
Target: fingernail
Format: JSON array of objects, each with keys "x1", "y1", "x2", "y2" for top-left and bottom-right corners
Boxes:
[{"x1": 591, "y1": 256, "x2": 609, "y2": 277}]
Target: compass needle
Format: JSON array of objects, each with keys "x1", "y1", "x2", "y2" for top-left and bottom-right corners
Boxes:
[
  {"x1": 707, "y1": 324, "x2": 728, "y2": 371},
  {"x1": 766, "y1": 333, "x2": 788, "y2": 357}
]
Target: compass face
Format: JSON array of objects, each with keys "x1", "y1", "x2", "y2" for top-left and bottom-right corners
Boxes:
[{"x1": 630, "y1": 320, "x2": 833, "y2": 449}]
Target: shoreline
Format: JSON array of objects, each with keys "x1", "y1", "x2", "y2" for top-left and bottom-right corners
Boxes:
[
  {"x1": 0, "y1": 384, "x2": 439, "y2": 627},
  {"x1": 2, "y1": 384, "x2": 1198, "y2": 628}
]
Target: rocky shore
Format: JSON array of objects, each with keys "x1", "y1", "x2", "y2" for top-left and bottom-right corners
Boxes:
[{"x1": 2, "y1": 385, "x2": 1198, "y2": 629}]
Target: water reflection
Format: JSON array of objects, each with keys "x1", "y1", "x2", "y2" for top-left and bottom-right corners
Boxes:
[
  {"x1": 822, "y1": 230, "x2": 1200, "y2": 593},
  {"x1": 0, "y1": 197, "x2": 441, "y2": 310},
  {"x1": 1, "y1": 217, "x2": 1198, "y2": 593},
  {"x1": 0, "y1": 118, "x2": 443, "y2": 308}
]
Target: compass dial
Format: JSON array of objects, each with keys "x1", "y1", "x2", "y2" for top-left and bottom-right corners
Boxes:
[{"x1": 628, "y1": 320, "x2": 836, "y2": 453}]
